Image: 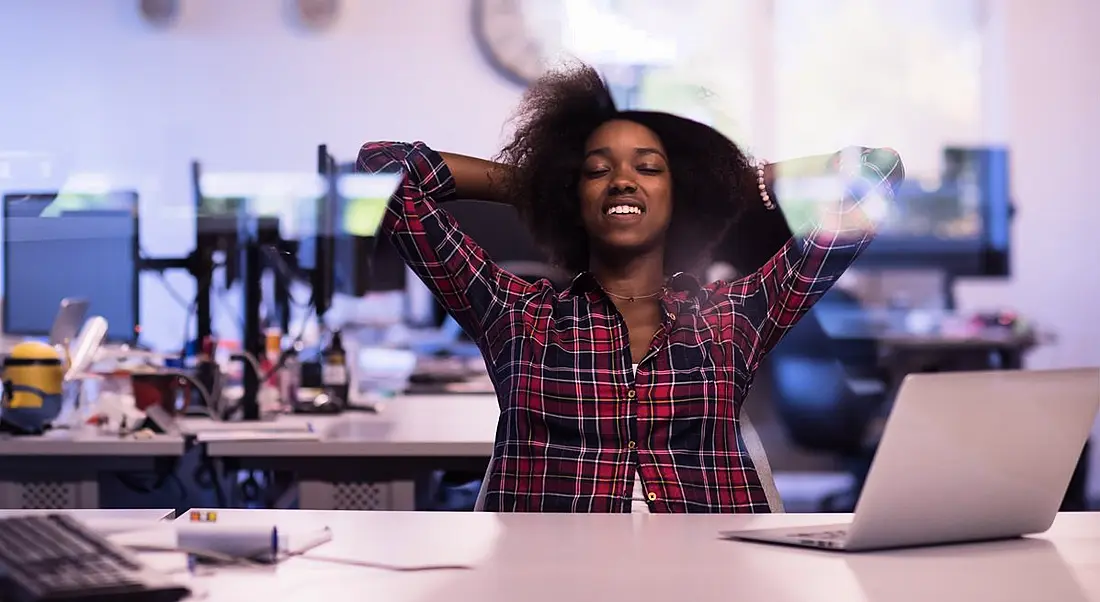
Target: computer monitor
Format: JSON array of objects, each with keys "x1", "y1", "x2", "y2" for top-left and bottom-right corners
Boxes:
[
  {"x1": 189, "y1": 161, "x2": 325, "y2": 340},
  {"x1": 328, "y1": 153, "x2": 544, "y2": 301},
  {"x1": 314, "y1": 147, "x2": 405, "y2": 304},
  {"x1": 2, "y1": 190, "x2": 139, "y2": 341},
  {"x1": 717, "y1": 146, "x2": 1013, "y2": 279},
  {"x1": 195, "y1": 172, "x2": 320, "y2": 241},
  {"x1": 195, "y1": 167, "x2": 323, "y2": 277},
  {"x1": 312, "y1": 147, "x2": 338, "y2": 317},
  {"x1": 850, "y1": 147, "x2": 1012, "y2": 276},
  {"x1": 333, "y1": 163, "x2": 406, "y2": 295},
  {"x1": 325, "y1": 146, "x2": 557, "y2": 330}
]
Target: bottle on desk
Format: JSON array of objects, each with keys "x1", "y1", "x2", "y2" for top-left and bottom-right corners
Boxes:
[
  {"x1": 278, "y1": 347, "x2": 300, "y2": 411},
  {"x1": 257, "y1": 330, "x2": 283, "y2": 416},
  {"x1": 321, "y1": 330, "x2": 349, "y2": 409},
  {"x1": 194, "y1": 336, "x2": 221, "y2": 414},
  {"x1": 263, "y1": 329, "x2": 281, "y2": 387}
]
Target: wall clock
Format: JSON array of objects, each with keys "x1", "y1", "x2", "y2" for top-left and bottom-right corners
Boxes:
[
  {"x1": 290, "y1": 0, "x2": 340, "y2": 31},
  {"x1": 138, "y1": 0, "x2": 179, "y2": 28},
  {"x1": 472, "y1": 0, "x2": 547, "y2": 86}
]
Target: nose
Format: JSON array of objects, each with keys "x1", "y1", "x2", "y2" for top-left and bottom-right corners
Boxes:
[{"x1": 609, "y1": 176, "x2": 637, "y2": 195}]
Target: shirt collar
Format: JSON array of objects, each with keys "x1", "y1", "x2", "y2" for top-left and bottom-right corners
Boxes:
[{"x1": 560, "y1": 271, "x2": 702, "y2": 302}]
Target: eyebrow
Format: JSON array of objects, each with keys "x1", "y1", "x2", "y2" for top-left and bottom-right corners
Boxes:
[{"x1": 585, "y1": 147, "x2": 667, "y2": 160}]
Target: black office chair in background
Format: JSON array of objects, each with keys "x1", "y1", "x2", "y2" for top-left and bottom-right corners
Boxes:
[{"x1": 767, "y1": 299, "x2": 890, "y2": 512}]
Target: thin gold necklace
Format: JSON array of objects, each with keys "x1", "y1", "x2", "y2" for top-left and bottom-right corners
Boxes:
[{"x1": 603, "y1": 288, "x2": 664, "y2": 303}]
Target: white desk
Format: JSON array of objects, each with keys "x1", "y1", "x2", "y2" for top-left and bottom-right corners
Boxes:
[
  {"x1": 192, "y1": 395, "x2": 498, "y2": 510},
  {"x1": 0, "y1": 431, "x2": 187, "y2": 509},
  {"x1": 0, "y1": 508, "x2": 175, "y2": 520},
  {"x1": 158, "y1": 509, "x2": 1100, "y2": 602},
  {"x1": 196, "y1": 394, "x2": 497, "y2": 457}
]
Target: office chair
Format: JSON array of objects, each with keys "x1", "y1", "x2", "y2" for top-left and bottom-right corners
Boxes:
[
  {"x1": 430, "y1": 260, "x2": 570, "y2": 511},
  {"x1": 498, "y1": 261, "x2": 571, "y2": 287},
  {"x1": 767, "y1": 305, "x2": 889, "y2": 512}
]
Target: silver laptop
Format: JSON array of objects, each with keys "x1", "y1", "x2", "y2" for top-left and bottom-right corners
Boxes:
[{"x1": 723, "y1": 368, "x2": 1100, "y2": 552}]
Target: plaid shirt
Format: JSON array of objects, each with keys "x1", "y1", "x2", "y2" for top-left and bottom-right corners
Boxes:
[{"x1": 358, "y1": 141, "x2": 904, "y2": 513}]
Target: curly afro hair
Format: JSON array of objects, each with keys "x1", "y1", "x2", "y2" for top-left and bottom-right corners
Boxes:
[{"x1": 497, "y1": 64, "x2": 761, "y2": 276}]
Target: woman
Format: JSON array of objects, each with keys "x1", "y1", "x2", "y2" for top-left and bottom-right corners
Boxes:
[{"x1": 358, "y1": 65, "x2": 904, "y2": 513}]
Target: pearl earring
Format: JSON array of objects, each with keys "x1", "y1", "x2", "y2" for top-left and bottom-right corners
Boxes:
[{"x1": 754, "y1": 160, "x2": 776, "y2": 210}]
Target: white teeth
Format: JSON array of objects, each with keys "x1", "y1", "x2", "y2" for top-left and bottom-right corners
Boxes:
[{"x1": 606, "y1": 205, "x2": 642, "y2": 215}]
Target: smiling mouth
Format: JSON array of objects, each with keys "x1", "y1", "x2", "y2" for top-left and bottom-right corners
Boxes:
[
  {"x1": 605, "y1": 203, "x2": 645, "y2": 216},
  {"x1": 607, "y1": 205, "x2": 642, "y2": 215}
]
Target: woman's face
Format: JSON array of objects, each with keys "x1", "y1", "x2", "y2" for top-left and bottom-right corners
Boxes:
[{"x1": 578, "y1": 119, "x2": 673, "y2": 258}]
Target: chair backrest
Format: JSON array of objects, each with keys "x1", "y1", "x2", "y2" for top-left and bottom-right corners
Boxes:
[
  {"x1": 446, "y1": 200, "x2": 546, "y2": 265},
  {"x1": 474, "y1": 461, "x2": 491, "y2": 511},
  {"x1": 768, "y1": 309, "x2": 882, "y2": 455},
  {"x1": 498, "y1": 261, "x2": 571, "y2": 289},
  {"x1": 714, "y1": 191, "x2": 794, "y2": 277}
]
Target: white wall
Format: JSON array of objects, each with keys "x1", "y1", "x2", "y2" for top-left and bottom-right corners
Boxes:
[
  {"x1": 1, "y1": 0, "x2": 1098, "y2": 489},
  {"x1": 0, "y1": 0, "x2": 523, "y2": 349},
  {"x1": 955, "y1": 0, "x2": 1100, "y2": 372},
  {"x1": 989, "y1": 0, "x2": 1100, "y2": 499}
]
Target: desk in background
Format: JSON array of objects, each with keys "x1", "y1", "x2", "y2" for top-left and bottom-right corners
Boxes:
[
  {"x1": 161, "y1": 508, "x2": 1100, "y2": 602},
  {"x1": 189, "y1": 394, "x2": 497, "y2": 510},
  {"x1": 817, "y1": 307, "x2": 1038, "y2": 372},
  {"x1": 0, "y1": 433, "x2": 185, "y2": 509}
]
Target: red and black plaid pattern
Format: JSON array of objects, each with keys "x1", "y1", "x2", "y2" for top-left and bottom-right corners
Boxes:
[{"x1": 358, "y1": 141, "x2": 903, "y2": 513}]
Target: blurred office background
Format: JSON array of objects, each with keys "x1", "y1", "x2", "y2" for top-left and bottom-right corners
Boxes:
[{"x1": 0, "y1": 0, "x2": 1097, "y2": 510}]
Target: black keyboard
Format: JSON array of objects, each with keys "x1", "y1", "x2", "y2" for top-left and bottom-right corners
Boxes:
[{"x1": 0, "y1": 513, "x2": 190, "y2": 602}]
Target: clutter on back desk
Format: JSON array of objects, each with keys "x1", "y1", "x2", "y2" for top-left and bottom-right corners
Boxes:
[
  {"x1": 291, "y1": 330, "x2": 385, "y2": 414},
  {"x1": 0, "y1": 341, "x2": 64, "y2": 434},
  {"x1": 410, "y1": 355, "x2": 477, "y2": 384},
  {"x1": 0, "y1": 319, "x2": 394, "y2": 431},
  {"x1": 907, "y1": 309, "x2": 1029, "y2": 339},
  {"x1": 971, "y1": 310, "x2": 1022, "y2": 331}
]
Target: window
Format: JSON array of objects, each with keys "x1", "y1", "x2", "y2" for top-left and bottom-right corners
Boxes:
[
  {"x1": 522, "y1": 0, "x2": 760, "y2": 143},
  {"x1": 771, "y1": 0, "x2": 993, "y2": 175},
  {"x1": 524, "y1": 0, "x2": 998, "y2": 175}
]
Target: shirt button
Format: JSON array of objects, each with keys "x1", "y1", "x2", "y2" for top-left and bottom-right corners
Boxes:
[
  {"x1": 627, "y1": 390, "x2": 636, "y2": 399},
  {"x1": 627, "y1": 440, "x2": 636, "y2": 449},
  {"x1": 647, "y1": 491, "x2": 657, "y2": 501}
]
